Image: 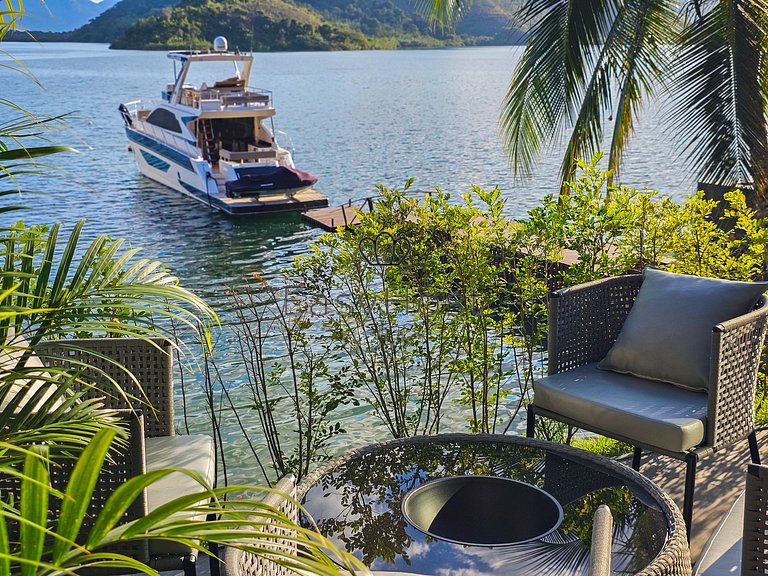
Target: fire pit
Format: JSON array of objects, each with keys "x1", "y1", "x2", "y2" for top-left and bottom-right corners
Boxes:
[{"x1": 401, "y1": 475, "x2": 563, "y2": 546}]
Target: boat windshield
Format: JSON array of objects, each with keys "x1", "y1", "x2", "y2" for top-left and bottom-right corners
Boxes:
[{"x1": 181, "y1": 61, "x2": 248, "y2": 90}]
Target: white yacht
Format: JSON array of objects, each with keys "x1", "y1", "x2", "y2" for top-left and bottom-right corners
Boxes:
[{"x1": 119, "y1": 37, "x2": 328, "y2": 215}]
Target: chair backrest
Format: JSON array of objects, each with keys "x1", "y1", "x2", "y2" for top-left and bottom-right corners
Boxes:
[
  {"x1": 37, "y1": 338, "x2": 175, "y2": 437},
  {"x1": 223, "y1": 475, "x2": 298, "y2": 576},
  {"x1": 0, "y1": 410, "x2": 150, "y2": 563},
  {"x1": 588, "y1": 504, "x2": 613, "y2": 576},
  {"x1": 742, "y1": 463, "x2": 768, "y2": 576}
]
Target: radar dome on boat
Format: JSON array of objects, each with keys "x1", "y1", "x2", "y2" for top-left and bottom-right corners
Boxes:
[{"x1": 213, "y1": 36, "x2": 228, "y2": 52}]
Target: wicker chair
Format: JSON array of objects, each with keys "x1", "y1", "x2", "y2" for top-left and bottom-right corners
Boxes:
[
  {"x1": 222, "y1": 475, "x2": 298, "y2": 576},
  {"x1": 588, "y1": 504, "x2": 613, "y2": 576},
  {"x1": 693, "y1": 463, "x2": 768, "y2": 576},
  {"x1": 34, "y1": 337, "x2": 217, "y2": 576},
  {"x1": 526, "y1": 274, "x2": 768, "y2": 540},
  {"x1": 740, "y1": 463, "x2": 768, "y2": 575}
]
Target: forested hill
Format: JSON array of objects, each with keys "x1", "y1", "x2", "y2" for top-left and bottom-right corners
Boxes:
[{"x1": 12, "y1": 0, "x2": 526, "y2": 50}]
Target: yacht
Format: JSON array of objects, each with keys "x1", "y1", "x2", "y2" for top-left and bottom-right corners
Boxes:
[{"x1": 119, "y1": 37, "x2": 328, "y2": 215}]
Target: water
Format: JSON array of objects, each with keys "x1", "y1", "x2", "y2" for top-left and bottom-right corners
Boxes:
[{"x1": 0, "y1": 42, "x2": 697, "y2": 484}]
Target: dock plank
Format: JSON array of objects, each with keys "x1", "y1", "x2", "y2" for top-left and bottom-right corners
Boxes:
[{"x1": 302, "y1": 200, "x2": 371, "y2": 231}]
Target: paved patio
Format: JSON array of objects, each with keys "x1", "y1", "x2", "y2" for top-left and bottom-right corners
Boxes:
[{"x1": 641, "y1": 428, "x2": 768, "y2": 563}]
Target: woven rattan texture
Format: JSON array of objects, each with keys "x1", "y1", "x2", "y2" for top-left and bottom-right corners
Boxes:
[
  {"x1": 548, "y1": 274, "x2": 643, "y2": 375},
  {"x1": 742, "y1": 463, "x2": 768, "y2": 576},
  {"x1": 708, "y1": 296, "x2": 768, "y2": 449},
  {"x1": 298, "y1": 434, "x2": 692, "y2": 576},
  {"x1": 38, "y1": 338, "x2": 174, "y2": 437},
  {"x1": 0, "y1": 411, "x2": 149, "y2": 561},
  {"x1": 224, "y1": 475, "x2": 298, "y2": 576}
]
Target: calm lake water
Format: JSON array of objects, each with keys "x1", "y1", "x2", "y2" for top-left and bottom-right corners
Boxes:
[{"x1": 0, "y1": 42, "x2": 696, "y2": 483}]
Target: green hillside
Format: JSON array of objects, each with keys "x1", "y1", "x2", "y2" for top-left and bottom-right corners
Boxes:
[
  {"x1": 9, "y1": 0, "x2": 525, "y2": 49},
  {"x1": 111, "y1": 0, "x2": 374, "y2": 50}
]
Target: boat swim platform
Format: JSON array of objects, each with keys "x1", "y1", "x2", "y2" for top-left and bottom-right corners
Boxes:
[{"x1": 219, "y1": 187, "x2": 329, "y2": 216}]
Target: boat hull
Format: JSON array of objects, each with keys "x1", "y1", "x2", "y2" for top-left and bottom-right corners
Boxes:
[{"x1": 126, "y1": 127, "x2": 328, "y2": 216}]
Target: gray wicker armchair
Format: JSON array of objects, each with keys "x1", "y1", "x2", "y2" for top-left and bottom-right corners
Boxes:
[
  {"x1": 526, "y1": 273, "x2": 768, "y2": 540},
  {"x1": 222, "y1": 475, "x2": 298, "y2": 576},
  {"x1": 36, "y1": 337, "x2": 217, "y2": 576}
]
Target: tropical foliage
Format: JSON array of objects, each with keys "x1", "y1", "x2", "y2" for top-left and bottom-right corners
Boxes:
[
  {"x1": 0, "y1": 5, "x2": 364, "y2": 574},
  {"x1": 421, "y1": 0, "x2": 768, "y2": 202},
  {"x1": 221, "y1": 155, "x2": 768, "y2": 483}
]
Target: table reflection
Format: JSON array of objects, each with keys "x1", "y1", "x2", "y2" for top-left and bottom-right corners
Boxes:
[{"x1": 299, "y1": 437, "x2": 668, "y2": 575}]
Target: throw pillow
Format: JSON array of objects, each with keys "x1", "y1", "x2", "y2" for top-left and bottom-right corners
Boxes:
[{"x1": 598, "y1": 267, "x2": 768, "y2": 391}]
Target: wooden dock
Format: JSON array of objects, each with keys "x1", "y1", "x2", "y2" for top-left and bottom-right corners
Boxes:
[{"x1": 302, "y1": 197, "x2": 374, "y2": 231}]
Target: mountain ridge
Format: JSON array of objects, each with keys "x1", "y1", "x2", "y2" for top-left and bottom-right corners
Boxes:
[{"x1": 11, "y1": 0, "x2": 526, "y2": 49}]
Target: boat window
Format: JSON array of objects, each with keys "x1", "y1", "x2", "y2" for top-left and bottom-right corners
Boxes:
[{"x1": 146, "y1": 108, "x2": 183, "y2": 133}]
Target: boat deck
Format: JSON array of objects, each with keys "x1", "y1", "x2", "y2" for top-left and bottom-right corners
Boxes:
[{"x1": 210, "y1": 187, "x2": 329, "y2": 216}]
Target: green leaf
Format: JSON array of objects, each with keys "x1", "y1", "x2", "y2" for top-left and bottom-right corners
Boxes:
[
  {"x1": 53, "y1": 427, "x2": 118, "y2": 562},
  {"x1": 19, "y1": 445, "x2": 48, "y2": 576}
]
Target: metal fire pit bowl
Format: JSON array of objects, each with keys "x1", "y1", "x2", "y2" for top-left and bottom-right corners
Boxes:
[{"x1": 401, "y1": 475, "x2": 563, "y2": 546}]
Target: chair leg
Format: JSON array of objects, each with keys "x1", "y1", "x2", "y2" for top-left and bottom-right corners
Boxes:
[
  {"x1": 749, "y1": 431, "x2": 761, "y2": 464},
  {"x1": 182, "y1": 554, "x2": 197, "y2": 576},
  {"x1": 208, "y1": 542, "x2": 221, "y2": 576},
  {"x1": 632, "y1": 447, "x2": 642, "y2": 471},
  {"x1": 526, "y1": 404, "x2": 535, "y2": 438},
  {"x1": 683, "y1": 453, "x2": 698, "y2": 542}
]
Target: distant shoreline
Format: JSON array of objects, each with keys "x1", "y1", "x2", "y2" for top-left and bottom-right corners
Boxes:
[{"x1": 7, "y1": 32, "x2": 526, "y2": 50}]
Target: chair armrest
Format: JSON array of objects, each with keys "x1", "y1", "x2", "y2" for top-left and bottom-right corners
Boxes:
[
  {"x1": 707, "y1": 295, "x2": 768, "y2": 449},
  {"x1": 588, "y1": 504, "x2": 613, "y2": 576},
  {"x1": 547, "y1": 274, "x2": 643, "y2": 374},
  {"x1": 37, "y1": 338, "x2": 175, "y2": 437},
  {"x1": 222, "y1": 475, "x2": 298, "y2": 576}
]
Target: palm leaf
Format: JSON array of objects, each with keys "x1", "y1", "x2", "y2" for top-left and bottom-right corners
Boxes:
[
  {"x1": 668, "y1": 0, "x2": 768, "y2": 189},
  {"x1": 52, "y1": 428, "x2": 116, "y2": 562},
  {"x1": 19, "y1": 446, "x2": 47, "y2": 576},
  {"x1": 500, "y1": 0, "x2": 620, "y2": 179},
  {"x1": 561, "y1": 0, "x2": 677, "y2": 188},
  {"x1": 413, "y1": 0, "x2": 466, "y2": 29},
  {"x1": 1, "y1": 433, "x2": 369, "y2": 576}
]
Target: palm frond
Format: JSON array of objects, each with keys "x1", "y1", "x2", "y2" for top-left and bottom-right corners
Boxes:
[
  {"x1": 0, "y1": 431, "x2": 369, "y2": 576},
  {"x1": 500, "y1": 0, "x2": 620, "y2": 178},
  {"x1": 605, "y1": 0, "x2": 677, "y2": 184},
  {"x1": 412, "y1": 0, "x2": 467, "y2": 29},
  {"x1": 669, "y1": 0, "x2": 768, "y2": 188}
]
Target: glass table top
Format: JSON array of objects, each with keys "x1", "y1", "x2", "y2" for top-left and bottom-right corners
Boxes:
[{"x1": 298, "y1": 436, "x2": 671, "y2": 576}]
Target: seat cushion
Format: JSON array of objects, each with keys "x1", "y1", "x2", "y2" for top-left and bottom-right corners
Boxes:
[
  {"x1": 599, "y1": 267, "x2": 768, "y2": 391},
  {"x1": 534, "y1": 363, "x2": 707, "y2": 453},
  {"x1": 692, "y1": 490, "x2": 744, "y2": 576},
  {"x1": 0, "y1": 330, "x2": 63, "y2": 413},
  {"x1": 145, "y1": 434, "x2": 215, "y2": 557}
]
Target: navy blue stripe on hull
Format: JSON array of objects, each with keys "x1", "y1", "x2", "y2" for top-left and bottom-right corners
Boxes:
[
  {"x1": 126, "y1": 127, "x2": 194, "y2": 171},
  {"x1": 139, "y1": 150, "x2": 171, "y2": 172}
]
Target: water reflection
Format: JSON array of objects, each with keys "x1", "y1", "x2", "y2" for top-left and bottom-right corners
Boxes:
[{"x1": 299, "y1": 438, "x2": 667, "y2": 575}]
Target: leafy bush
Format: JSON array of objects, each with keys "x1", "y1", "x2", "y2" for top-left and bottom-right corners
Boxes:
[{"x1": 234, "y1": 153, "x2": 768, "y2": 475}]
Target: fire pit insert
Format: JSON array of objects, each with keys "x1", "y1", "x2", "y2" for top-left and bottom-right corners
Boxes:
[{"x1": 401, "y1": 475, "x2": 563, "y2": 546}]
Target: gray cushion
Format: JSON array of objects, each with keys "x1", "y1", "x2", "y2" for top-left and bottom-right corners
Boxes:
[
  {"x1": 599, "y1": 267, "x2": 768, "y2": 391},
  {"x1": 692, "y1": 490, "x2": 744, "y2": 576},
  {"x1": 145, "y1": 434, "x2": 215, "y2": 557},
  {"x1": 534, "y1": 363, "x2": 707, "y2": 453}
]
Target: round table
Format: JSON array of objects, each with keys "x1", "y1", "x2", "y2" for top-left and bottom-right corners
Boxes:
[{"x1": 298, "y1": 434, "x2": 691, "y2": 576}]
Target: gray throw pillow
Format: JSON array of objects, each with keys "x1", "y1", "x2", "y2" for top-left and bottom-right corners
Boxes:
[{"x1": 598, "y1": 267, "x2": 768, "y2": 391}]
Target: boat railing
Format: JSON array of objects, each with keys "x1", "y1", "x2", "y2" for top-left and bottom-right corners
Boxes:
[
  {"x1": 123, "y1": 99, "x2": 150, "y2": 119},
  {"x1": 181, "y1": 87, "x2": 273, "y2": 111},
  {"x1": 134, "y1": 119, "x2": 199, "y2": 157}
]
